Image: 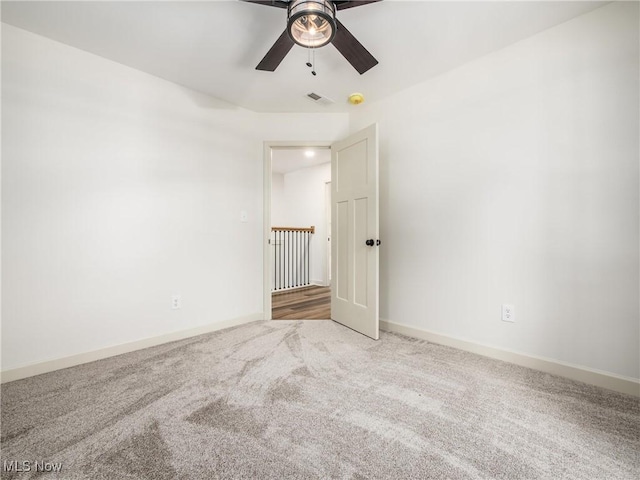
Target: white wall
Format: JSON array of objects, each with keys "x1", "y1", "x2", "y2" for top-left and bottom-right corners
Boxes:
[
  {"x1": 271, "y1": 172, "x2": 286, "y2": 227},
  {"x1": 350, "y1": 2, "x2": 639, "y2": 380},
  {"x1": 1, "y1": 24, "x2": 349, "y2": 370}
]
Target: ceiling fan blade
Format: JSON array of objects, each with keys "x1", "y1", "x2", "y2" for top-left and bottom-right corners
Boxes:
[
  {"x1": 256, "y1": 29, "x2": 295, "y2": 71},
  {"x1": 331, "y1": 19, "x2": 378, "y2": 74},
  {"x1": 241, "y1": 0, "x2": 289, "y2": 8},
  {"x1": 334, "y1": 0, "x2": 382, "y2": 11}
]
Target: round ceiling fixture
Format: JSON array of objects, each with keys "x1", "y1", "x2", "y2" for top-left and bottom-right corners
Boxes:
[
  {"x1": 348, "y1": 93, "x2": 365, "y2": 105},
  {"x1": 287, "y1": 0, "x2": 337, "y2": 48}
]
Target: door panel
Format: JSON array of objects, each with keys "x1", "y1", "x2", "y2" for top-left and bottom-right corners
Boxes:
[
  {"x1": 354, "y1": 197, "x2": 369, "y2": 307},
  {"x1": 331, "y1": 124, "x2": 379, "y2": 340},
  {"x1": 336, "y1": 200, "x2": 349, "y2": 301},
  {"x1": 336, "y1": 140, "x2": 368, "y2": 191}
]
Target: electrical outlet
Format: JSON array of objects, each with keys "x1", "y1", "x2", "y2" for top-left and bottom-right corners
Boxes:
[
  {"x1": 172, "y1": 295, "x2": 182, "y2": 310},
  {"x1": 502, "y1": 304, "x2": 514, "y2": 322}
]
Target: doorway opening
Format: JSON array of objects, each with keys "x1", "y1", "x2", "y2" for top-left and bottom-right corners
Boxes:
[
  {"x1": 263, "y1": 125, "x2": 380, "y2": 337},
  {"x1": 263, "y1": 143, "x2": 332, "y2": 320}
]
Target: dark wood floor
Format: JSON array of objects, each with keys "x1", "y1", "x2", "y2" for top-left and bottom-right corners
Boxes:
[{"x1": 272, "y1": 285, "x2": 331, "y2": 320}]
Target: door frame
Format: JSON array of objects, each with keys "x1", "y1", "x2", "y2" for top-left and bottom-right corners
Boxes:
[
  {"x1": 325, "y1": 180, "x2": 332, "y2": 288},
  {"x1": 262, "y1": 141, "x2": 332, "y2": 320}
]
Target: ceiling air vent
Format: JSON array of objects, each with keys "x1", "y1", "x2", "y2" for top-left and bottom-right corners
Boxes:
[{"x1": 306, "y1": 92, "x2": 334, "y2": 106}]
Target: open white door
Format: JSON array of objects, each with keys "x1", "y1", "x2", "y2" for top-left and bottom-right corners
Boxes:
[{"x1": 331, "y1": 124, "x2": 379, "y2": 340}]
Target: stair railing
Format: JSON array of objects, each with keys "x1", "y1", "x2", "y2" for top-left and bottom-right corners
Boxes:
[{"x1": 271, "y1": 226, "x2": 315, "y2": 292}]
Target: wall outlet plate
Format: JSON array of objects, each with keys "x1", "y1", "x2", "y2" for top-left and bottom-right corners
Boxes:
[
  {"x1": 502, "y1": 304, "x2": 514, "y2": 322},
  {"x1": 172, "y1": 295, "x2": 182, "y2": 310}
]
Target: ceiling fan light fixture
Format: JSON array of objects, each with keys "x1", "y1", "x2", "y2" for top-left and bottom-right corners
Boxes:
[{"x1": 287, "y1": 0, "x2": 337, "y2": 48}]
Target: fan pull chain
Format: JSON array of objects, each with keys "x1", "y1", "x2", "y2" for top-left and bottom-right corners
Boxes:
[
  {"x1": 305, "y1": 48, "x2": 317, "y2": 76},
  {"x1": 311, "y1": 48, "x2": 317, "y2": 76}
]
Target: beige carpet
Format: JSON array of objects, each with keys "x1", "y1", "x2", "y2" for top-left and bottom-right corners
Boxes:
[{"x1": 1, "y1": 320, "x2": 639, "y2": 479}]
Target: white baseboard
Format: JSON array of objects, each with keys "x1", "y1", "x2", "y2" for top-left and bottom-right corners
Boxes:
[
  {"x1": 380, "y1": 319, "x2": 640, "y2": 397},
  {"x1": 1, "y1": 313, "x2": 263, "y2": 384}
]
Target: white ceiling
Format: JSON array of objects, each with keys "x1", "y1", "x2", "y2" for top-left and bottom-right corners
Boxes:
[
  {"x1": 272, "y1": 147, "x2": 331, "y2": 174},
  {"x1": 2, "y1": 0, "x2": 607, "y2": 113}
]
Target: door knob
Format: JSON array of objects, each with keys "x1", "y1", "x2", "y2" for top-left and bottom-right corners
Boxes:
[{"x1": 366, "y1": 239, "x2": 375, "y2": 246}]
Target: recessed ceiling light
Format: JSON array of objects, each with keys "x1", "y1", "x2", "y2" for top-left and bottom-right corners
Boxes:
[{"x1": 304, "y1": 150, "x2": 316, "y2": 158}]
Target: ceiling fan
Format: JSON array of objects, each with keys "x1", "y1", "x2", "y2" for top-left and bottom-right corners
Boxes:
[{"x1": 243, "y1": 0, "x2": 381, "y2": 74}]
